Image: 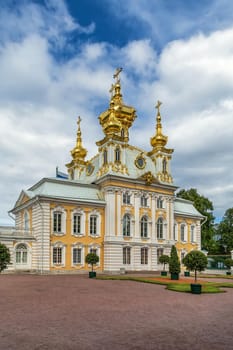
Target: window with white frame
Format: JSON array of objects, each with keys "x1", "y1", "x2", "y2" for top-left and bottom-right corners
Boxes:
[
  {"x1": 173, "y1": 222, "x2": 178, "y2": 241},
  {"x1": 157, "y1": 197, "x2": 163, "y2": 209},
  {"x1": 72, "y1": 247, "x2": 82, "y2": 264},
  {"x1": 53, "y1": 247, "x2": 62, "y2": 264},
  {"x1": 115, "y1": 147, "x2": 121, "y2": 162},
  {"x1": 162, "y1": 158, "x2": 167, "y2": 173},
  {"x1": 123, "y1": 192, "x2": 131, "y2": 205},
  {"x1": 123, "y1": 214, "x2": 131, "y2": 236},
  {"x1": 52, "y1": 207, "x2": 66, "y2": 235},
  {"x1": 190, "y1": 225, "x2": 195, "y2": 242},
  {"x1": 53, "y1": 212, "x2": 62, "y2": 233},
  {"x1": 157, "y1": 218, "x2": 163, "y2": 239},
  {"x1": 180, "y1": 224, "x2": 186, "y2": 242},
  {"x1": 157, "y1": 248, "x2": 164, "y2": 260},
  {"x1": 88, "y1": 211, "x2": 101, "y2": 237},
  {"x1": 181, "y1": 251, "x2": 186, "y2": 263},
  {"x1": 141, "y1": 247, "x2": 148, "y2": 265},
  {"x1": 16, "y1": 244, "x2": 28, "y2": 264},
  {"x1": 140, "y1": 216, "x2": 148, "y2": 238},
  {"x1": 140, "y1": 195, "x2": 148, "y2": 207},
  {"x1": 24, "y1": 211, "x2": 30, "y2": 231},
  {"x1": 123, "y1": 247, "x2": 131, "y2": 265}
]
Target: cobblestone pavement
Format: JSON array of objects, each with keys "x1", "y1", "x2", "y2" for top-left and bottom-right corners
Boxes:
[{"x1": 0, "y1": 274, "x2": 233, "y2": 350}]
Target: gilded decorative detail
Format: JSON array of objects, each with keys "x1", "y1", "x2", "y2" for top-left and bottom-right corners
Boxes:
[
  {"x1": 135, "y1": 153, "x2": 146, "y2": 169},
  {"x1": 86, "y1": 162, "x2": 94, "y2": 176}
]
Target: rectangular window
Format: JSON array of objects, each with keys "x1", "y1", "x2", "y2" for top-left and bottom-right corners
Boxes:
[
  {"x1": 53, "y1": 247, "x2": 62, "y2": 264},
  {"x1": 90, "y1": 216, "x2": 97, "y2": 235},
  {"x1": 157, "y1": 248, "x2": 163, "y2": 260},
  {"x1": 141, "y1": 248, "x2": 148, "y2": 265},
  {"x1": 140, "y1": 196, "x2": 147, "y2": 207},
  {"x1": 181, "y1": 225, "x2": 185, "y2": 241},
  {"x1": 123, "y1": 247, "x2": 131, "y2": 265},
  {"x1": 73, "y1": 214, "x2": 81, "y2": 235},
  {"x1": 73, "y1": 248, "x2": 82, "y2": 264},
  {"x1": 191, "y1": 226, "x2": 195, "y2": 242},
  {"x1": 157, "y1": 198, "x2": 163, "y2": 209},
  {"x1": 123, "y1": 193, "x2": 131, "y2": 205},
  {"x1": 53, "y1": 212, "x2": 62, "y2": 233},
  {"x1": 90, "y1": 248, "x2": 97, "y2": 255}
]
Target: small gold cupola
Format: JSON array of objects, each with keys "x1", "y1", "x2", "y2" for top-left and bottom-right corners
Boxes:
[
  {"x1": 150, "y1": 101, "x2": 168, "y2": 151},
  {"x1": 66, "y1": 116, "x2": 87, "y2": 179},
  {"x1": 148, "y1": 101, "x2": 174, "y2": 184}
]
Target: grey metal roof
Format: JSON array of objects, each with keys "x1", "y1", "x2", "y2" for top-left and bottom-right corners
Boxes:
[{"x1": 174, "y1": 198, "x2": 203, "y2": 218}]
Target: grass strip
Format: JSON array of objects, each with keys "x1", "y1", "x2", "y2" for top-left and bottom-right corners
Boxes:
[{"x1": 97, "y1": 275, "x2": 233, "y2": 293}]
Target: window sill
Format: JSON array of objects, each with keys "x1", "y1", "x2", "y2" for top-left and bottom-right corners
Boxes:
[
  {"x1": 89, "y1": 234, "x2": 100, "y2": 238},
  {"x1": 72, "y1": 233, "x2": 85, "y2": 237},
  {"x1": 53, "y1": 232, "x2": 65, "y2": 236}
]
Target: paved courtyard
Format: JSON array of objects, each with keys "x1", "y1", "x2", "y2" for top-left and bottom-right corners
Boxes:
[{"x1": 0, "y1": 274, "x2": 233, "y2": 350}]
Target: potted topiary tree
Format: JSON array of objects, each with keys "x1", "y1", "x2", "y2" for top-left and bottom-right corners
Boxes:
[
  {"x1": 183, "y1": 250, "x2": 208, "y2": 294},
  {"x1": 159, "y1": 254, "x2": 170, "y2": 276},
  {"x1": 0, "y1": 243, "x2": 11, "y2": 273},
  {"x1": 85, "y1": 252, "x2": 99, "y2": 278},
  {"x1": 224, "y1": 258, "x2": 233, "y2": 275},
  {"x1": 169, "y1": 245, "x2": 181, "y2": 280}
]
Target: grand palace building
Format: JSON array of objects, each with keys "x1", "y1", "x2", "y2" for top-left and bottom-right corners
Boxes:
[{"x1": 0, "y1": 69, "x2": 204, "y2": 273}]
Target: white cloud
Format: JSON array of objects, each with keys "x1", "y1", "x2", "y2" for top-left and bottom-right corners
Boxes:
[{"x1": 1, "y1": 0, "x2": 233, "y2": 224}]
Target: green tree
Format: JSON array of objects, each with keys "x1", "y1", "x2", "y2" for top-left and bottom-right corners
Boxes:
[
  {"x1": 183, "y1": 250, "x2": 208, "y2": 283},
  {"x1": 224, "y1": 258, "x2": 233, "y2": 271},
  {"x1": 217, "y1": 208, "x2": 233, "y2": 253},
  {"x1": 0, "y1": 243, "x2": 11, "y2": 273},
  {"x1": 169, "y1": 245, "x2": 181, "y2": 275},
  {"x1": 158, "y1": 254, "x2": 170, "y2": 271},
  {"x1": 85, "y1": 253, "x2": 99, "y2": 272},
  {"x1": 176, "y1": 188, "x2": 215, "y2": 250}
]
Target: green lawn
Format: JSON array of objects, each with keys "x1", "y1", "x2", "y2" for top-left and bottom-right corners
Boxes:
[{"x1": 97, "y1": 275, "x2": 233, "y2": 294}]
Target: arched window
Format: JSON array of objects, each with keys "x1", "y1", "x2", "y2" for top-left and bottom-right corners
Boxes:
[
  {"x1": 190, "y1": 225, "x2": 195, "y2": 242},
  {"x1": 140, "y1": 216, "x2": 148, "y2": 238},
  {"x1": 115, "y1": 147, "x2": 121, "y2": 162},
  {"x1": 103, "y1": 149, "x2": 108, "y2": 165},
  {"x1": 16, "y1": 244, "x2": 28, "y2": 264},
  {"x1": 123, "y1": 214, "x2": 131, "y2": 237},
  {"x1": 180, "y1": 224, "x2": 186, "y2": 241},
  {"x1": 24, "y1": 211, "x2": 30, "y2": 231},
  {"x1": 141, "y1": 247, "x2": 148, "y2": 265},
  {"x1": 157, "y1": 218, "x2": 163, "y2": 239}
]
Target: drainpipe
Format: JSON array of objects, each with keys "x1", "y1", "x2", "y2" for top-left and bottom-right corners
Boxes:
[{"x1": 36, "y1": 197, "x2": 44, "y2": 275}]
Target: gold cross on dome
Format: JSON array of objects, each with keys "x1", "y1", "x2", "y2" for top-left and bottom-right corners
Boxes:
[
  {"x1": 113, "y1": 67, "x2": 123, "y2": 82},
  {"x1": 155, "y1": 100, "x2": 162, "y2": 114},
  {"x1": 77, "y1": 116, "x2": 82, "y2": 128}
]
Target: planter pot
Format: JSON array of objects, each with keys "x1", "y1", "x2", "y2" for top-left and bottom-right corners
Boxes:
[
  {"x1": 226, "y1": 271, "x2": 231, "y2": 276},
  {"x1": 184, "y1": 271, "x2": 190, "y2": 277},
  {"x1": 161, "y1": 271, "x2": 167, "y2": 276},
  {"x1": 191, "y1": 283, "x2": 202, "y2": 294},
  {"x1": 171, "y1": 273, "x2": 179, "y2": 280},
  {"x1": 89, "y1": 271, "x2": 96, "y2": 278}
]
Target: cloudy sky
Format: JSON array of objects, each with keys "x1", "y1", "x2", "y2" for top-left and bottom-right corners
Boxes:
[{"x1": 1, "y1": 0, "x2": 233, "y2": 225}]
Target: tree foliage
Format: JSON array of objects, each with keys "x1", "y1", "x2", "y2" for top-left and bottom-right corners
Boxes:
[
  {"x1": 158, "y1": 254, "x2": 170, "y2": 270},
  {"x1": 217, "y1": 208, "x2": 233, "y2": 253},
  {"x1": 176, "y1": 188, "x2": 215, "y2": 250},
  {"x1": 0, "y1": 243, "x2": 11, "y2": 273},
  {"x1": 85, "y1": 253, "x2": 99, "y2": 272},
  {"x1": 169, "y1": 245, "x2": 181, "y2": 274},
  {"x1": 224, "y1": 258, "x2": 233, "y2": 270},
  {"x1": 183, "y1": 250, "x2": 208, "y2": 282}
]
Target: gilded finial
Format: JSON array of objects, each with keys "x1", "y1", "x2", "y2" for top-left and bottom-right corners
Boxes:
[
  {"x1": 113, "y1": 67, "x2": 123, "y2": 83},
  {"x1": 155, "y1": 100, "x2": 162, "y2": 115}
]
